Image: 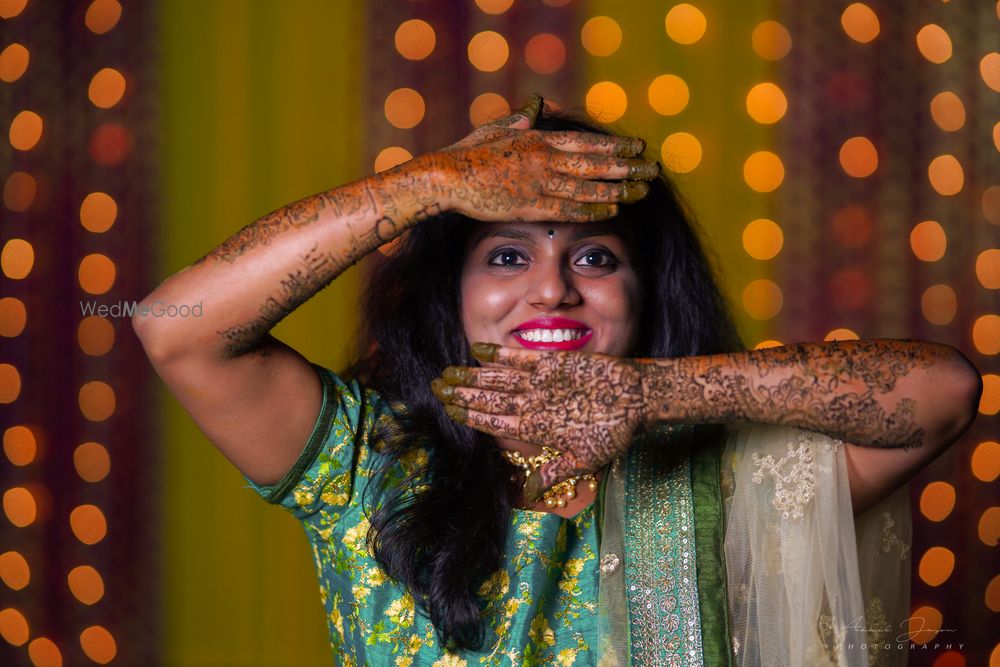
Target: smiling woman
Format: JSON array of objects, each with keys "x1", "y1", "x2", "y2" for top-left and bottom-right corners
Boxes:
[{"x1": 132, "y1": 97, "x2": 981, "y2": 666}]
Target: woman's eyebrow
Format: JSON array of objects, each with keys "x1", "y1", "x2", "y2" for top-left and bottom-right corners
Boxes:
[
  {"x1": 568, "y1": 225, "x2": 617, "y2": 242},
  {"x1": 472, "y1": 228, "x2": 534, "y2": 245}
]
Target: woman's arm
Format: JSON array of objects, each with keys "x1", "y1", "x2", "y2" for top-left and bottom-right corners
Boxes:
[
  {"x1": 432, "y1": 340, "x2": 982, "y2": 513},
  {"x1": 133, "y1": 100, "x2": 660, "y2": 486}
]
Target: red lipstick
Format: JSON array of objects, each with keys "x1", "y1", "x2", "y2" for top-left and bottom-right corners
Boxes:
[{"x1": 512, "y1": 317, "x2": 593, "y2": 351}]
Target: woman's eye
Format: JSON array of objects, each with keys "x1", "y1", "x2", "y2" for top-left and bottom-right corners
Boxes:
[
  {"x1": 488, "y1": 249, "x2": 527, "y2": 267},
  {"x1": 575, "y1": 249, "x2": 617, "y2": 268}
]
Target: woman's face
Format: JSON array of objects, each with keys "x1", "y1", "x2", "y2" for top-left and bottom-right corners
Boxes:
[{"x1": 460, "y1": 222, "x2": 642, "y2": 356}]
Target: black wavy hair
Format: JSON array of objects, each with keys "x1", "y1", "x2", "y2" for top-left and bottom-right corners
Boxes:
[{"x1": 348, "y1": 111, "x2": 743, "y2": 652}]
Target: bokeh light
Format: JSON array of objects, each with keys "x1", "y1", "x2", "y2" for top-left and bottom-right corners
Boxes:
[
  {"x1": 0, "y1": 0, "x2": 27, "y2": 19},
  {"x1": 0, "y1": 608, "x2": 29, "y2": 646},
  {"x1": 581, "y1": 16, "x2": 623, "y2": 57},
  {"x1": 977, "y1": 250, "x2": 1000, "y2": 288},
  {"x1": 929, "y1": 91, "x2": 965, "y2": 132},
  {"x1": 1, "y1": 238, "x2": 33, "y2": 279},
  {"x1": 80, "y1": 192, "x2": 118, "y2": 233},
  {"x1": 68, "y1": 565, "x2": 105, "y2": 605},
  {"x1": 981, "y1": 374, "x2": 1000, "y2": 415},
  {"x1": 910, "y1": 220, "x2": 946, "y2": 262},
  {"x1": 384, "y1": 88, "x2": 425, "y2": 129},
  {"x1": 78, "y1": 316, "x2": 114, "y2": 357},
  {"x1": 585, "y1": 81, "x2": 627, "y2": 122},
  {"x1": 839, "y1": 136, "x2": 878, "y2": 177},
  {"x1": 907, "y1": 606, "x2": 943, "y2": 645},
  {"x1": 742, "y1": 279, "x2": 783, "y2": 320},
  {"x1": 972, "y1": 441, "x2": 1000, "y2": 482},
  {"x1": 0, "y1": 298, "x2": 26, "y2": 337},
  {"x1": 78, "y1": 253, "x2": 117, "y2": 295},
  {"x1": 841, "y1": 3, "x2": 880, "y2": 43},
  {"x1": 979, "y1": 507, "x2": 1000, "y2": 546},
  {"x1": 920, "y1": 481, "x2": 956, "y2": 521},
  {"x1": 74, "y1": 442, "x2": 111, "y2": 483},
  {"x1": 648, "y1": 75, "x2": 689, "y2": 116},
  {"x1": 475, "y1": 0, "x2": 513, "y2": 14},
  {"x1": 918, "y1": 546, "x2": 955, "y2": 586},
  {"x1": 4, "y1": 425, "x2": 36, "y2": 466},
  {"x1": 928, "y1": 155, "x2": 963, "y2": 196},
  {"x1": 755, "y1": 339, "x2": 784, "y2": 349},
  {"x1": 742, "y1": 218, "x2": 783, "y2": 260},
  {"x1": 524, "y1": 33, "x2": 566, "y2": 75},
  {"x1": 88, "y1": 67, "x2": 126, "y2": 109},
  {"x1": 982, "y1": 53, "x2": 1000, "y2": 92},
  {"x1": 743, "y1": 151, "x2": 784, "y2": 192},
  {"x1": 467, "y1": 31, "x2": 509, "y2": 72},
  {"x1": 3, "y1": 487, "x2": 37, "y2": 527},
  {"x1": 80, "y1": 626, "x2": 117, "y2": 664},
  {"x1": 987, "y1": 574, "x2": 1000, "y2": 612},
  {"x1": 0, "y1": 43, "x2": 29, "y2": 83},
  {"x1": 830, "y1": 205, "x2": 873, "y2": 248},
  {"x1": 665, "y1": 4, "x2": 707, "y2": 45},
  {"x1": 3, "y1": 171, "x2": 36, "y2": 212},
  {"x1": 79, "y1": 381, "x2": 115, "y2": 422},
  {"x1": 921, "y1": 285, "x2": 957, "y2": 325},
  {"x1": 751, "y1": 20, "x2": 791, "y2": 61},
  {"x1": 746, "y1": 83, "x2": 787, "y2": 124},
  {"x1": 0, "y1": 551, "x2": 29, "y2": 590},
  {"x1": 85, "y1": 0, "x2": 122, "y2": 34},
  {"x1": 89, "y1": 123, "x2": 132, "y2": 165},
  {"x1": 27, "y1": 637, "x2": 62, "y2": 667},
  {"x1": 394, "y1": 19, "x2": 435, "y2": 61},
  {"x1": 660, "y1": 132, "x2": 702, "y2": 173},
  {"x1": 373, "y1": 146, "x2": 413, "y2": 173},
  {"x1": 973, "y1": 315, "x2": 1000, "y2": 355},
  {"x1": 984, "y1": 186, "x2": 1000, "y2": 224},
  {"x1": 0, "y1": 363, "x2": 21, "y2": 404},
  {"x1": 9, "y1": 110, "x2": 43, "y2": 151},
  {"x1": 916, "y1": 24, "x2": 952, "y2": 64},
  {"x1": 468, "y1": 93, "x2": 510, "y2": 127},
  {"x1": 70, "y1": 504, "x2": 108, "y2": 545},
  {"x1": 824, "y1": 328, "x2": 859, "y2": 341}
]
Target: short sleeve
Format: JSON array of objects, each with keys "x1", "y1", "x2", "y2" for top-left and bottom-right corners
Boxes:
[{"x1": 242, "y1": 362, "x2": 378, "y2": 519}]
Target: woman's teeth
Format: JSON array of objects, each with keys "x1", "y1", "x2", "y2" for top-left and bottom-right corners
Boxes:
[{"x1": 516, "y1": 329, "x2": 587, "y2": 343}]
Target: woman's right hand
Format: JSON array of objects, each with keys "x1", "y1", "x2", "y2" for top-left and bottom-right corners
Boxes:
[{"x1": 425, "y1": 95, "x2": 661, "y2": 223}]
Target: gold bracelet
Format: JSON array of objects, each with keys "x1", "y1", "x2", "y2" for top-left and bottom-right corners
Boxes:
[{"x1": 500, "y1": 446, "x2": 598, "y2": 508}]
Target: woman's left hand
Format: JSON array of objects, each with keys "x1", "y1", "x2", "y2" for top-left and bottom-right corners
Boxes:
[{"x1": 431, "y1": 342, "x2": 648, "y2": 501}]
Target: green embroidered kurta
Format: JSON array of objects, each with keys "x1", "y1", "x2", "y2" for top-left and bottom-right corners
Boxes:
[{"x1": 246, "y1": 364, "x2": 605, "y2": 666}]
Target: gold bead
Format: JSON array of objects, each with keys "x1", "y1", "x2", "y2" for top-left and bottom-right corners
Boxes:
[
  {"x1": 565, "y1": 488, "x2": 576, "y2": 499},
  {"x1": 544, "y1": 497, "x2": 557, "y2": 508},
  {"x1": 556, "y1": 497, "x2": 567, "y2": 508},
  {"x1": 588, "y1": 480, "x2": 598, "y2": 491}
]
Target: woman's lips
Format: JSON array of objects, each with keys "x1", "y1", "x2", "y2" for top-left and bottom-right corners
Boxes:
[{"x1": 511, "y1": 317, "x2": 593, "y2": 351}]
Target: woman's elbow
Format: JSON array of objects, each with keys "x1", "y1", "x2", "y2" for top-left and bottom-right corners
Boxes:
[{"x1": 936, "y1": 346, "x2": 982, "y2": 445}]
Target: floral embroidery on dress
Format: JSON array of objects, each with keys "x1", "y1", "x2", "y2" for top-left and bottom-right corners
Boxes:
[{"x1": 878, "y1": 512, "x2": 910, "y2": 560}]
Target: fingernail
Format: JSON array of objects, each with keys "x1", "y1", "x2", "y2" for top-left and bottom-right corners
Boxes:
[
  {"x1": 627, "y1": 160, "x2": 660, "y2": 180},
  {"x1": 430, "y1": 378, "x2": 454, "y2": 401},
  {"x1": 523, "y1": 471, "x2": 544, "y2": 503},
  {"x1": 615, "y1": 137, "x2": 646, "y2": 157},
  {"x1": 621, "y1": 180, "x2": 650, "y2": 203},
  {"x1": 519, "y1": 93, "x2": 543, "y2": 121},
  {"x1": 583, "y1": 203, "x2": 616, "y2": 219},
  {"x1": 442, "y1": 366, "x2": 468, "y2": 384},
  {"x1": 471, "y1": 342, "x2": 499, "y2": 362},
  {"x1": 444, "y1": 404, "x2": 467, "y2": 422}
]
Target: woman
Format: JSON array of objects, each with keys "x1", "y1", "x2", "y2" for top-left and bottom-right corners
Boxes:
[{"x1": 133, "y1": 96, "x2": 981, "y2": 666}]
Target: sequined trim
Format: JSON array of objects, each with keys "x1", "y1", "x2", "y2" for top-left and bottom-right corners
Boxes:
[{"x1": 624, "y1": 425, "x2": 704, "y2": 667}]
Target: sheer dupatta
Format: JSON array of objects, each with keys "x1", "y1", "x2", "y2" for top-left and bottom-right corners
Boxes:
[{"x1": 597, "y1": 423, "x2": 912, "y2": 666}]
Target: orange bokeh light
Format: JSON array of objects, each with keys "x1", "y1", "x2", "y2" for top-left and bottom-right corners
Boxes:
[
  {"x1": 28, "y1": 636, "x2": 62, "y2": 667},
  {"x1": 80, "y1": 625, "x2": 117, "y2": 664},
  {"x1": 0, "y1": 297, "x2": 26, "y2": 337},
  {"x1": 916, "y1": 24, "x2": 952, "y2": 64},
  {"x1": 0, "y1": 0, "x2": 28, "y2": 19},
  {"x1": 373, "y1": 146, "x2": 412, "y2": 174},
  {"x1": 665, "y1": 4, "x2": 707, "y2": 45},
  {"x1": 88, "y1": 67, "x2": 126, "y2": 109},
  {"x1": 742, "y1": 219, "x2": 783, "y2": 260},
  {"x1": 660, "y1": 132, "x2": 702, "y2": 174},
  {"x1": 841, "y1": 3, "x2": 880, "y2": 43},
  {"x1": 3, "y1": 486, "x2": 37, "y2": 527},
  {"x1": 585, "y1": 81, "x2": 627, "y2": 123},
  {"x1": 746, "y1": 83, "x2": 787, "y2": 124},
  {"x1": 394, "y1": 19, "x2": 435, "y2": 61},
  {"x1": 839, "y1": 136, "x2": 877, "y2": 177},
  {"x1": 927, "y1": 155, "x2": 963, "y2": 196},
  {"x1": 384, "y1": 88, "x2": 425, "y2": 129},
  {"x1": 0, "y1": 43, "x2": 29, "y2": 83},
  {"x1": 4, "y1": 425, "x2": 36, "y2": 466},
  {"x1": 78, "y1": 253, "x2": 117, "y2": 295},
  {"x1": 743, "y1": 151, "x2": 784, "y2": 192},
  {"x1": 78, "y1": 316, "x2": 115, "y2": 356},
  {"x1": 742, "y1": 279, "x2": 783, "y2": 320},
  {"x1": 971, "y1": 441, "x2": 1000, "y2": 482},
  {"x1": 921, "y1": 285, "x2": 957, "y2": 326},
  {"x1": 85, "y1": 0, "x2": 122, "y2": 34},
  {"x1": 648, "y1": 75, "x2": 689, "y2": 116},
  {"x1": 973, "y1": 315, "x2": 1000, "y2": 355},
  {"x1": 979, "y1": 507, "x2": 1000, "y2": 546},
  {"x1": 74, "y1": 442, "x2": 111, "y2": 483},
  {"x1": 4, "y1": 171, "x2": 36, "y2": 212},
  {"x1": 919, "y1": 481, "x2": 955, "y2": 522},
  {"x1": 9, "y1": 110, "x2": 42, "y2": 151},
  {"x1": 0, "y1": 363, "x2": 21, "y2": 404},
  {"x1": 68, "y1": 565, "x2": 105, "y2": 605},
  {"x1": 89, "y1": 123, "x2": 132, "y2": 165},
  {"x1": 475, "y1": 0, "x2": 513, "y2": 14},
  {"x1": 581, "y1": 16, "x2": 622, "y2": 57},
  {"x1": 1, "y1": 238, "x2": 33, "y2": 279},
  {"x1": 467, "y1": 31, "x2": 509, "y2": 72},
  {"x1": 929, "y1": 91, "x2": 965, "y2": 132},
  {"x1": 910, "y1": 220, "x2": 946, "y2": 261},
  {"x1": 751, "y1": 21, "x2": 791, "y2": 61},
  {"x1": 980, "y1": 52, "x2": 1000, "y2": 92},
  {"x1": 976, "y1": 250, "x2": 1000, "y2": 288},
  {"x1": 79, "y1": 381, "x2": 116, "y2": 422},
  {"x1": 918, "y1": 546, "x2": 955, "y2": 586},
  {"x1": 80, "y1": 192, "x2": 118, "y2": 233},
  {"x1": 0, "y1": 551, "x2": 30, "y2": 590},
  {"x1": 468, "y1": 93, "x2": 510, "y2": 128},
  {"x1": 981, "y1": 374, "x2": 1000, "y2": 415},
  {"x1": 824, "y1": 328, "x2": 860, "y2": 341},
  {"x1": 984, "y1": 186, "x2": 1000, "y2": 225},
  {"x1": 70, "y1": 504, "x2": 108, "y2": 545},
  {"x1": 524, "y1": 34, "x2": 565, "y2": 75},
  {"x1": 907, "y1": 606, "x2": 942, "y2": 645},
  {"x1": 0, "y1": 607, "x2": 29, "y2": 646}
]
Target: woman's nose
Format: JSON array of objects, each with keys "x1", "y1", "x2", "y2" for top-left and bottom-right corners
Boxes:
[{"x1": 525, "y1": 261, "x2": 581, "y2": 310}]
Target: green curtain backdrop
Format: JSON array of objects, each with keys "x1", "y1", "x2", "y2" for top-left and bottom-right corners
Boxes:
[{"x1": 158, "y1": 2, "x2": 366, "y2": 663}]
